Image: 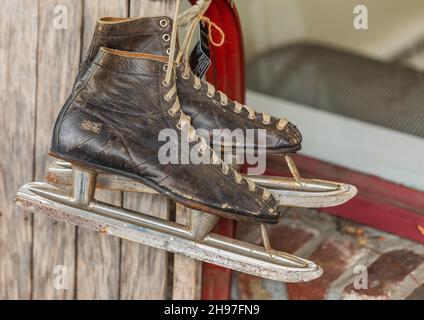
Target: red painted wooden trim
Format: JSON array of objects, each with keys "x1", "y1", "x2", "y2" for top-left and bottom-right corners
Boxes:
[
  {"x1": 263, "y1": 155, "x2": 424, "y2": 244},
  {"x1": 187, "y1": 0, "x2": 245, "y2": 300}
]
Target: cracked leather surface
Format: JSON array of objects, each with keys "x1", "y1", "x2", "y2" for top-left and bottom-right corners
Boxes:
[
  {"x1": 75, "y1": 16, "x2": 302, "y2": 153},
  {"x1": 51, "y1": 48, "x2": 282, "y2": 223}
]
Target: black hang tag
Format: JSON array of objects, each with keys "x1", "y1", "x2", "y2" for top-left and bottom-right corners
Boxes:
[{"x1": 189, "y1": 22, "x2": 212, "y2": 79}]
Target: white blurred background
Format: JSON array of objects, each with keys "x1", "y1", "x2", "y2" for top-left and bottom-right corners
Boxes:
[{"x1": 237, "y1": 0, "x2": 424, "y2": 69}]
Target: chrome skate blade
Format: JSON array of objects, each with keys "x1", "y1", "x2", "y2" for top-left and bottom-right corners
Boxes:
[
  {"x1": 47, "y1": 161, "x2": 357, "y2": 208},
  {"x1": 248, "y1": 175, "x2": 358, "y2": 208},
  {"x1": 15, "y1": 182, "x2": 323, "y2": 283}
]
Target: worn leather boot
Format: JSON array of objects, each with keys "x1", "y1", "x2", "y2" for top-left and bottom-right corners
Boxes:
[
  {"x1": 75, "y1": 17, "x2": 173, "y2": 86},
  {"x1": 51, "y1": 47, "x2": 281, "y2": 223},
  {"x1": 75, "y1": 16, "x2": 302, "y2": 154}
]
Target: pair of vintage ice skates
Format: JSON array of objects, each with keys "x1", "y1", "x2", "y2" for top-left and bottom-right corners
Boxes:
[{"x1": 15, "y1": 0, "x2": 357, "y2": 282}]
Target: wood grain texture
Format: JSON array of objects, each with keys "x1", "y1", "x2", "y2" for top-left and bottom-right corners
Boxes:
[
  {"x1": 130, "y1": 0, "x2": 176, "y2": 17},
  {"x1": 81, "y1": 0, "x2": 129, "y2": 51},
  {"x1": 0, "y1": 0, "x2": 38, "y2": 300},
  {"x1": 173, "y1": 205, "x2": 202, "y2": 300},
  {"x1": 75, "y1": 0, "x2": 128, "y2": 300},
  {"x1": 76, "y1": 191, "x2": 121, "y2": 300},
  {"x1": 120, "y1": 193, "x2": 171, "y2": 300},
  {"x1": 32, "y1": 0, "x2": 83, "y2": 300}
]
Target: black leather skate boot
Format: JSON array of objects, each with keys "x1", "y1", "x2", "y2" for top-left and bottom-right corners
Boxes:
[
  {"x1": 51, "y1": 47, "x2": 281, "y2": 223},
  {"x1": 75, "y1": 16, "x2": 173, "y2": 86},
  {"x1": 74, "y1": 15, "x2": 302, "y2": 154}
]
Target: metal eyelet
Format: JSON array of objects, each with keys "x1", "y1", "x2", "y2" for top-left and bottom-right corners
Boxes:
[
  {"x1": 163, "y1": 64, "x2": 168, "y2": 72},
  {"x1": 159, "y1": 19, "x2": 169, "y2": 28},
  {"x1": 221, "y1": 101, "x2": 228, "y2": 106},
  {"x1": 193, "y1": 83, "x2": 202, "y2": 90},
  {"x1": 207, "y1": 92, "x2": 214, "y2": 98},
  {"x1": 176, "y1": 123, "x2": 182, "y2": 130},
  {"x1": 234, "y1": 108, "x2": 242, "y2": 114},
  {"x1": 164, "y1": 94, "x2": 171, "y2": 102},
  {"x1": 182, "y1": 73, "x2": 190, "y2": 80},
  {"x1": 166, "y1": 48, "x2": 171, "y2": 55},
  {"x1": 249, "y1": 185, "x2": 257, "y2": 192},
  {"x1": 168, "y1": 109, "x2": 177, "y2": 117},
  {"x1": 162, "y1": 34, "x2": 171, "y2": 42},
  {"x1": 248, "y1": 114, "x2": 257, "y2": 120},
  {"x1": 162, "y1": 80, "x2": 170, "y2": 87}
]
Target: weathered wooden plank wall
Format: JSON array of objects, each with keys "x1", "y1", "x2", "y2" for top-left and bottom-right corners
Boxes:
[
  {"x1": 173, "y1": 205, "x2": 202, "y2": 300},
  {"x1": 32, "y1": 0, "x2": 82, "y2": 300},
  {"x1": 0, "y1": 0, "x2": 200, "y2": 300},
  {"x1": 76, "y1": 0, "x2": 128, "y2": 300},
  {"x1": 0, "y1": 0, "x2": 38, "y2": 300}
]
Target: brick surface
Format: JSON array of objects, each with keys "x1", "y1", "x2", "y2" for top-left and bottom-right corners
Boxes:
[
  {"x1": 232, "y1": 209, "x2": 424, "y2": 300},
  {"x1": 234, "y1": 274, "x2": 275, "y2": 300},
  {"x1": 287, "y1": 239, "x2": 362, "y2": 300},
  {"x1": 407, "y1": 284, "x2": 424, "y2": 300},
  {"x1": 267, "y1": 224, "x2": 315, "y2": 253},
  {"x1": 344, "y1": 250, "x2": 424, "y2": 299},
  {"x1": 234, "y1": 222, "x2": 315, "y2": 300}
]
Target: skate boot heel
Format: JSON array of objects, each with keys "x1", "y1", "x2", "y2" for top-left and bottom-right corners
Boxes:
[{"x1": 71, "y1": 165, "x2": 98, "y2": 208}]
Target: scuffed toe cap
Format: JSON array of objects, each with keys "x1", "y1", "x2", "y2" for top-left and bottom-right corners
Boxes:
[
  {"x1": 273, "y1": 122, "x2": 303, "y2": 151},
  {"x1": 257, "y1": 192, "x2": 283, "y2": 224}
]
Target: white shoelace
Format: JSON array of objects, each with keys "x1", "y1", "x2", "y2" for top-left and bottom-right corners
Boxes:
[
  {"x1": 170, "y1": 0, "x2": 289, "y2": 131},
  {"x1": 162, "y1": 0, "x2": 274, "y2": 201}
]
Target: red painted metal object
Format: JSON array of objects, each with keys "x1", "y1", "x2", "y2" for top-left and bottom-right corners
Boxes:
[
  {"x1": 264, "y1": 155, "x2": 424, "y2": 245},
  {"x1": 189, "y1": 0, "x2": 245, "y2": 300}
]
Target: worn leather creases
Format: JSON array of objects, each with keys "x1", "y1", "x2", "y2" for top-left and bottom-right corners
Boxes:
[{"x1": 51, "y1": 46, "x2": 282, "y2": 223}]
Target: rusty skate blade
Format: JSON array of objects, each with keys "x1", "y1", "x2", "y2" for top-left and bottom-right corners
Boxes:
[
  {"x1": 15, "y1": 182, "x2": 323, "y2": 283},
  {"x1": 47, "y1": 161, "x2": 356, "y2": 208}
]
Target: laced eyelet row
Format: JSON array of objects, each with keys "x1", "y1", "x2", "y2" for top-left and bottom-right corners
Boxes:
[
  {"x1": 163, "y1": 18, "x2": 171, "y2": 56},
  {"x1": 159, "y1": 1, "x2": 279, "y2": 196},
  {"x1": 180, "y1": 70, "x2": 289, "y2": 131},
  {"x1": 163, "y1": 73, "x2": 263, "y2": 195}
]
